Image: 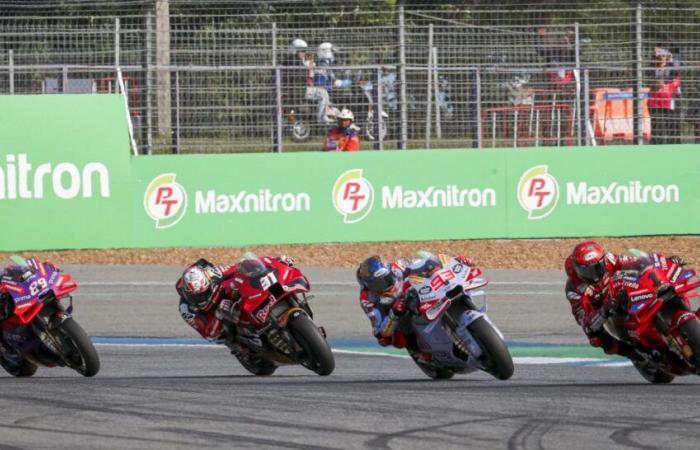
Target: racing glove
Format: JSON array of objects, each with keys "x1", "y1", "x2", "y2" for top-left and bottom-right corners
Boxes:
[
  {"x1": 455, "y1": 255, "x2": 474, "y2": 266},
  {"x1": 668, "y1": 255, "x2": 686, "y2": 267},
  {"x1": 278, "y1": 255, "x2": 295, "y2": 267},
  {"x1": 215, "y1": 299, "x2": 236, "y2": 323}
]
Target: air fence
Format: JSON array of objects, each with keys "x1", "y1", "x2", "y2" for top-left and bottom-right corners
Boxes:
[{"x1": 0, "y1": 2, "x2": 699, "y2": 154}]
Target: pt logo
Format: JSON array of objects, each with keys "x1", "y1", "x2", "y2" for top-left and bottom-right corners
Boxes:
[
  {"x1": 144, "y1": 173, "x2": 188, "y2": 229},
  {"x1": 517, "y1": 165, "x2": 559, "y2": 219},
  {"x1": 332, "y1": 169, "x2": 374, "y2": 223}
]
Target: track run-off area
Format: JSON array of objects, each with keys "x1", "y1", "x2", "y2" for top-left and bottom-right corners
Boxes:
[{"x1": 1, "y1": 265, "x2": 700, "y2": 449}]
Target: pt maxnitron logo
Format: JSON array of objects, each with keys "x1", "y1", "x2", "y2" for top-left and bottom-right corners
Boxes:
[
  {"x1": 517, "y1": 165, "x2": 559, "y2": 219},
  {"x1": 332, "y1": 169, "x2": 375, "y2": 223},
  {"x1": 144, "y1": 173, "x2": 188, "y2": 229}
]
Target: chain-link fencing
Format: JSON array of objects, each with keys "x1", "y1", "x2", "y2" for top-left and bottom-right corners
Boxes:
[{"x1": 0, "y1": 1, "x2": 698, "y2": 153}]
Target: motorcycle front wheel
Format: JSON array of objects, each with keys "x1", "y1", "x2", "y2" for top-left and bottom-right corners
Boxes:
[
  {"x1": 289, "y1": 314, "x2": 335, "y2": 376},
  {"x1": 468, "y1": 317, "x2": 514, "y2": 380},
  {"x1": 679, "y1": 317, "x2": 700, "y2": 367},
  {"x1": 56, "y1": 318, "x2": 100, "y2": 377}
]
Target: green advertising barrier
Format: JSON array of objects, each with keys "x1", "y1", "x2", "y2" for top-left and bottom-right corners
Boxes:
[
  {"x1": 2, "y1": 96, "x2": 699, "y2": 253},
  {"x1": 133, "y1": 150, "x2": 508, "y2": 246},
  {"x1": 0, "y1": 95, "x2": 133, "y2": 251},
  {"x1": 133, "y1": 145, "x2": 700, "y2": 248}
]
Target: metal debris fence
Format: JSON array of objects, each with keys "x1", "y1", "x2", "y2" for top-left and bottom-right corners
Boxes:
[{"x1": 0, "y1": 1, "x2": 699, "y2": 153}]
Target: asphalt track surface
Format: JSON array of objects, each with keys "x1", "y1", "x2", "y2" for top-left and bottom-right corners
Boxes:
[{"x1": 1, "y1": 265, "x2": 700, "y2": 450}]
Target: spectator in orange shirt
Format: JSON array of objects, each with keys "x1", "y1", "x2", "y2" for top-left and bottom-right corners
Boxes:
[
  {"x1": 649, "y1": 43, "x2": 682, "y2": 144},
  {"x1": 323, "y1": 108, "x2": 360, "y2": 151}
]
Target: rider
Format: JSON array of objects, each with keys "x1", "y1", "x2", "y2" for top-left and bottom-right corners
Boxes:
[
  {"x1": 323, "y1": 107, "x2": 360, "y2": 151},
  {"x1": 356, "y1": 253, "x2": 474, "y2": 350},
  {"x1": 306, "y1": 42, "x2": 351, "y2": 124},
  {"x1": 565, "y1": 240, "x2": 684, "y2": 361},
  {"x1": 176, "y1": 256, "x2": 295, "y2": 353}
]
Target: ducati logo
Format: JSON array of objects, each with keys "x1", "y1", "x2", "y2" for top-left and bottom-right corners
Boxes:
[
  {"x1": 332, "y1": 169, "x2": 374, "y2": 224},
  {"x1": 144, "y1": 173, "x2": 188, "y2": 229},
  {"x1": 517, "y1": 165, "x2": 559, "y2": 219}
]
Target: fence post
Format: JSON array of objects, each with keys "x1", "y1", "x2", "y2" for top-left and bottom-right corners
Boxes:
[
  {"x1": 171, "y1": 70, "x2": 180, "y2": 154},
  {"x1": 156, "y1": 0, "x2": 172, "y2": 139},
  {"x1": 635, "y1": 1, "x2": 643, "y2": 145},
  {"x1": 8, "y1": 50, "x2": 14, "y2": 94},
  {"x1": 377, "y1": 66, "x2": 384, "y2": 151},
  {"x1": 583, "y1": 68, "x2": 592, "y2": 146},
  {"x1": 425, "y1": 24, "x2": 433, "y2": 149},
  {"x1": 272, "y1": 23, "x2": 283, "y2": 153},
  {"x1": 398, "y1": 3, "x2": 407, "y2": 149},
  {"x1": 114, "y1": 18, "x2": 121, "y2": 80},
  {"x1": 432, "y1": 47, "x2": 441, "y2": 140},
  {"x1": 145, "y1": 12, "x2": 154, "y2": 154},
  {"x1": 574, "y1": 22, "x2": 582, "y2": 147},
  {"x1": 62, "y1": 66, "x2": 68, "y2": 92},
  {"x1": 475, "y1": 68, "x2": 482, "y2": 148}
]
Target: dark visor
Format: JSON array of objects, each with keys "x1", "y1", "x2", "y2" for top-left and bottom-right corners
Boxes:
[{"x1": 574, "y1": 260, "x2": 605, "y2": 282}]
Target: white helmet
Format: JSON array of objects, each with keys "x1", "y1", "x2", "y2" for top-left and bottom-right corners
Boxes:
[
  {"x1": 181, "y1": 266, "x2": 213, "y2": 310},
  {"x1": 289, "y1": 38, "x2": 308, "y2": 55},
  {"x1": 317, "y1": 42, "x2": 335, "y2": 61},
  {"x1": 337, "y1": 108, "x2": 354, "y2": 121}
]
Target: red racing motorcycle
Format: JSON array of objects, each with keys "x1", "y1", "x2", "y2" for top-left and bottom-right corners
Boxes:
[
  {"x1": 604, "y1": 258, "x2": 700, "y2": 383},
  {"x1": 0, "y1": 255, "x2": 100, "y2": 377},
  {"x1": 228, "y1": 254, "x2": 334, "y2": 376}
]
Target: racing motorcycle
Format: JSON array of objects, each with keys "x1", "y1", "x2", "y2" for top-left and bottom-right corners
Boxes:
[
  {"x1": 227, "y1": 254, "x2": 334, "y2": 376},
  {"x1": 0, "y1": 255, "x2": 100, "y2": 377},
  {"x1": 393, "y1": 252, "x2": 513, "y2": 380},
  {"x1": 602, "y1": 255, "x2": 700, "y2": 383}
]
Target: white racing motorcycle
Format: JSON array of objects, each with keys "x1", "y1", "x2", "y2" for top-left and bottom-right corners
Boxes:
[{"x1": 393, "y1": 252, "x2": 514, "y2": 380}]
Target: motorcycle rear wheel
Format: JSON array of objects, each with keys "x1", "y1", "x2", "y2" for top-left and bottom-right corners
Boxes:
[
  {"x1": 0, "y1": 356, "x2": 37, "y2": 377},
  {"x1": 235, "y1": 354, "x2": 277, "y2": 376},
  {"x1": 57, "y1": 318, "x2": 100, "y2": 377},
  {"x1": 679, "y1": 318, "x2": 700, "y2": 367},
  {"x1": 289, "y1": 314, "x2": 335, "y2": 376},
  {"x1": 468, "y1": 318, "x2": 514, "y2": 380},
  {"x1": 633, "y1": 361, "x2": 675, "y2": 384},
  {"x1": 408, "y1": 351, "x2": 454, "y2": 380}
]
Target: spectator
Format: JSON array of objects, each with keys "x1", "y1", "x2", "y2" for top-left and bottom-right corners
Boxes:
[
  {"x1": 323, "y1": 108, "x2": 360, "y2": 151},
  {"x1": 648, "y1": 43, "x2": 682, "y2": 144},
  {"x1": 306, "y1": 42, "x2": 352, "y2": 124},
  {"x1": 535, "y1": 16, "x2": 575, "y2": 86},
  {"x1": 283, "y1": 39, "x2": 313, "y2": 107}
]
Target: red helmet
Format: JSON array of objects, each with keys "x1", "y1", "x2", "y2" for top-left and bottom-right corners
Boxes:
[{"x1": 572, "y1": 240, "x2": 606, "y2": 283}]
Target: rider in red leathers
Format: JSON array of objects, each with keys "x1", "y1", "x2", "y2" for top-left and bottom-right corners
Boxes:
[
  {"x1": 356, "y1": 253, "x2": 475, "y2": 350},
  {"x1": 176, "y1": 256, "x2": 295, "y2": 353},
  {"x1": 565, "y1": 240, "x2": 684, "y2": 361}
]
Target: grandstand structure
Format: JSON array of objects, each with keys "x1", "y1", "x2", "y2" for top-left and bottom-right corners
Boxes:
[{"x1": 0, "y1": 0, "x2": 698, "y2": 153}]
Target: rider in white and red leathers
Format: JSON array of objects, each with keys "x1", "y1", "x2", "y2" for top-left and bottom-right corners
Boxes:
[
  {"x1": 565, "y1": 240, "x2": 683, "y2": 360},
  {"x1": 357, "y1": 253, "x2": 474, "y2": 349}
]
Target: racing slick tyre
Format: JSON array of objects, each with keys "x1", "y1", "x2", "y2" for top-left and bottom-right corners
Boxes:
[
  {"x1": 289, "y1": 313, "x2": 335, "y2": 376},
  {"x1": 679, "y1": 318, "x2": 700, "y2": 367},
  {"x1": 0, "y1": 357, "x2": 38, "y2": 377},
  {"x1": 633, "y1": 361, "x2": 675, "y2": 384},
  {"x1": 235, "y1": 354, "x2": 277, "y2": 376},
  {"x1": 468, "y1": 317, "x2": 514, "y2": 380},
  {"x1": 408, "y1": 351, "x2": 454, "y2": 380},
  {"x1": 57, "y1": 318, "x2": 100, "y2": 377}
]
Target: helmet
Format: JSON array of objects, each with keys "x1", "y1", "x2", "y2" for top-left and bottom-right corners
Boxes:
[
  {"x1": 356, "y1": 255, "x2": 397, "y2": 295},
  {"x1": 181, "y1": 265, "x2": 214, "y2": 310},
  {"x1": 336, "y1": 108, "x2": 354, "y2": 121},
  {"x1": 317, "y1": 42, "x2": 335, "y2": 61},
  {"x1": 572, "y1": 240, "x2": 606, "y2": 283},
  {"x1": 289, "y1": 38, "x2": 308, "y2": 55}
]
